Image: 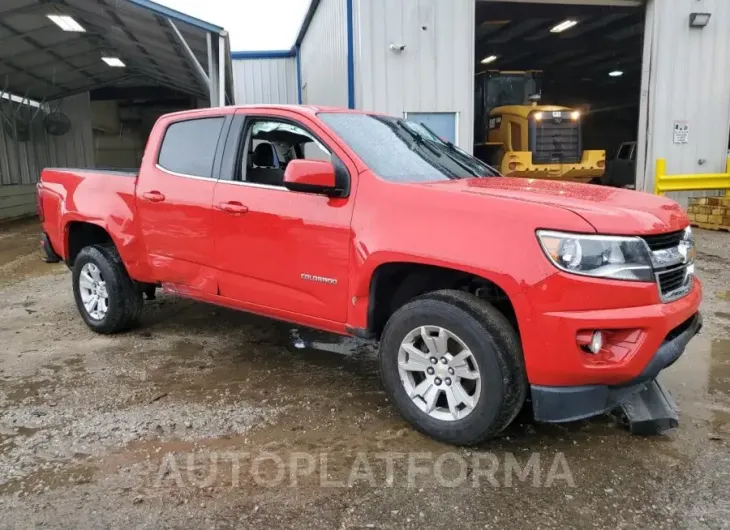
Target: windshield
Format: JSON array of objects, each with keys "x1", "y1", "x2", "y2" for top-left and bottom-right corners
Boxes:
[
  {"x1": 486, "y1": 75, "x2": 538, "y2": 109},
  {"x1": 318, "y1": 112, "x2": 500, "y2": 183}
]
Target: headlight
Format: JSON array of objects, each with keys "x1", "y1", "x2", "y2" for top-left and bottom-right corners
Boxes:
[
  {"x1": 537, "y1": 230, "x2": 654, "y2": 282},
  {"x1": 680, "y1": 226, "x2": 696, "y2": 263}
]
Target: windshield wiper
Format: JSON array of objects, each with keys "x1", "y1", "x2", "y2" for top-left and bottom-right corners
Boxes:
[
  {"x1": 417, "y1": 122, "x2": 501, "y2": 177},
  {"x1": 395, "y1": 121, "x2": 444, "y2": 158}
]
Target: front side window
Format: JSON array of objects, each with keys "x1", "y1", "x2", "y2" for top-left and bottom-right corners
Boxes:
[
  {"x1": 319, "y1": 112, "x2": 499, "y2": 183},
  {"x1": 157, "y1": 117, "x2": 224, "y2": 178},
  {"x1": 239, "y1": 119, "x2": 331, "y2": 187}
]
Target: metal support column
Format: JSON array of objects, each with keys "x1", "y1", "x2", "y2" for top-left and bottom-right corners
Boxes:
[
  {"x1": 218, "y1": 35, "x2": 226, "y2": 107},
  {"x1": 206, "y1": 32, "x2": 218, "y2": 107},
  {"x1": 166, "y1": 18, "x2": 210, "y2": 91}
]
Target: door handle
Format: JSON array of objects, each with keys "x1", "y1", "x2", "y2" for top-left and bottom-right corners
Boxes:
[
  {"x1": 217, "y1": 201, "x2": 249, "y2": 214},
  {"x1": 142, "y1": 191, "x2": 166, "y2": 202}
]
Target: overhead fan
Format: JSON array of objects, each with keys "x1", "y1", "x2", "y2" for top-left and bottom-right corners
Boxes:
[
  {"x1": 44, "y1": 111, "x2": 71, "y2": 136},
  {"x1": 0, "y1": 110, "x2": 32, "y2": 142},
  {"x1": 0, "y1": 88, "x2": 45, "y2": 142}
]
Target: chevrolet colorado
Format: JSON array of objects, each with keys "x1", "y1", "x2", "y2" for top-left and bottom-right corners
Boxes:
[{"x1": 38, "y1": 105, "x2": 702, "y2": 445}]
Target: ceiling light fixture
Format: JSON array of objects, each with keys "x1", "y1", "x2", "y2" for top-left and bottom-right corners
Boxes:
[
  {"x1": 609, "y1": 70, "x2": 624, "y2": 77},
  {"x1": 550, "y1": 20, "x2": 578, "y2": 33},
  {"x1": 102, "y1": 57, "x2": 126, "y2": 68},
  {"x1": 47, "y1": 14, "x2": 86, "y2": 32},
  {"x1": 480, "y1": 55, "x2": 498, "y2": 65}
]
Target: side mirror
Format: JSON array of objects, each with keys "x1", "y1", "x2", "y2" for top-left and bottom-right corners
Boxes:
[{"x1": 283, "y1": 159, "x2": 338, "y2": 195}]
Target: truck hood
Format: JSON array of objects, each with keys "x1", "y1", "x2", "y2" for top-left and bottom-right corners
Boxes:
[{"x1": 424, "y1": 177, "x2": 688, "y2": 235}]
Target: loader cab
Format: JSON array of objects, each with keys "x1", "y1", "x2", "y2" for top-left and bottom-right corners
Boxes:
[
  {"x1": 474, "y1": 70, "x2": 543, "y2": 144},
  {"x1": 473, "y1": 70, "x2": 604, "y2": 182}
]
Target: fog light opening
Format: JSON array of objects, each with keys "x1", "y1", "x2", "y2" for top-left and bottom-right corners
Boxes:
[
  {"x1": 577, "y1": 330, "x2": 604, "y2": 354},
  {"x1": 589, "y1": 331, "x2": 604, "y2": 354}
]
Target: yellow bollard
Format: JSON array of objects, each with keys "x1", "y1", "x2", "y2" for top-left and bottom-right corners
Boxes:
[{"x1": 654, "y1": 158, "x2": 667, "y2": 196}]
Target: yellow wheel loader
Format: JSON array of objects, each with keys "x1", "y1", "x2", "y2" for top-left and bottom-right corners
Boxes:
[{"x1": 474, "y1": 70, "x2": 605, "y2": 182}]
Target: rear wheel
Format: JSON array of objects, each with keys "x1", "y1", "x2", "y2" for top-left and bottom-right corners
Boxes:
[
  {"x1": 379, "y1": 290, "x2": 526, "y2": 445},
  {"x1": 72, "y1": 245, "x2": 142, "y2": 334}
]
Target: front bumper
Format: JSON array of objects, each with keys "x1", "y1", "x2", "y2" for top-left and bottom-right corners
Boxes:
[
  {"x1": 531, "y1": 312, "x2": 702, "y2": 423},
  {"x1": 499, "y1": 150, "x2": 606, "y2": 182},
  {"x1": 515, "y1": 273, "x2": 703, "y2": 387}
]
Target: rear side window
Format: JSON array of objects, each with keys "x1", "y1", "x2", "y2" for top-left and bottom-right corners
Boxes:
[{"x1": 158, "y1": 117, "x2": 224, "y2": 178}]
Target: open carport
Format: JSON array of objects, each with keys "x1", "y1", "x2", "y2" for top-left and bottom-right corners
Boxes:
[{"x1": 0, "y1": 0, "x2": 233, "y2": 219}]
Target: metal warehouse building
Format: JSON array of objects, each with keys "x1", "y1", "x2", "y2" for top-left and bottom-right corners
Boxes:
[{"x1": 231, "y1": 0, "x2": 730, "y2": 203}]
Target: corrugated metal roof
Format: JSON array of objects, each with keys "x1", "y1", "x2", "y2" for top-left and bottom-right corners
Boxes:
[{"x1": 0, "y1": 0, "x2": 232, "y2": 102}]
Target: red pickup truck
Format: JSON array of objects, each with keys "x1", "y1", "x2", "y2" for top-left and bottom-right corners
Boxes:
[{"x1": 38, "y1": 105, "x2": 702, "y2": 445}]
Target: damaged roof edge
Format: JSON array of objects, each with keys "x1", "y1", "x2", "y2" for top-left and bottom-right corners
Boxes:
[
  {"x1": 231, "y1": 50, "x2": 296, "y2": 59},
  {"x1": 294, "y1": 0, "x2": 321, "y2": 47},
  {"x1": 124, "y1": 0, "x2": 225, "y2": 34}
]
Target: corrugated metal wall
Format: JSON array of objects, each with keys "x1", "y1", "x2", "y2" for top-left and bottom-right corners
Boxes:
[
  {"x1": 353, "y1": 0, "x2": 475, "y2": 151},
  {"x1": 0, "y1": 92, "x2": 94, "y2": 219},
  {"x1": 232, "y1": 57, "x2": 299, "y2": 105},
  {"x1": 637, "y1": 0, "x2": 730, "y2": 204},
  {"x1": 299, "y1": 0, "x2": 349, "y2": 107}
]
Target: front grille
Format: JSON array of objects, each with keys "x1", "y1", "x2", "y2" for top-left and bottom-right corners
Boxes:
[
  {"x1": 531, "y1": 119, "x2": 580, "y2": 164},
  {"x1": 642, "y1": 230, "x2": 683, "y2": 251},
  {"x1": 656, "y1": 264, "x2": 692, "y2": 302}
]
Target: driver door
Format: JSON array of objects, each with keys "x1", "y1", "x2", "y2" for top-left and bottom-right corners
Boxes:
[{"x1": 212, "y1": 109, "x2": 355, "y2": 324}]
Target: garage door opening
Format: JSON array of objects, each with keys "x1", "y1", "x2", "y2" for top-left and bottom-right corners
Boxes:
[{"x1": 473, "y1": 0, "x2": 645, "y2": 187}]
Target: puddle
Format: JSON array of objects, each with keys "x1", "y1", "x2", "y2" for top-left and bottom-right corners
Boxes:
[
  {"x1": 709, "y1": 339, "x2": 730, "y2": 396},
  {"x1": 5, "y1": 380, "x2": 47, "y2": 402},
  {"x1": 716, "y1": 312, "x2": 730, "y2": 321},
  {"x1": 41, "y1": 363, "x2": 63, "y2": 374},
  {"x1": 711, "y1": 408, "x2": 730, "y2": 437},
  {"x1": 0, "y1": 218, "x2": 66, "y2": 285},
  {"x1": 0, "y1": 463, "x2": 95, "y2": 496},
  {"x1": 15, "y1": 426, "x2": 43, "y2": 437}
]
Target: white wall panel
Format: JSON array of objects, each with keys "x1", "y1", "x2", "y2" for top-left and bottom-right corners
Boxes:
[
  {"x1": 232, "y1": 57, "x2": 299, "y2": 105},
  {"x1": 638, "y1": 0, "x2": 730, "y2": 205},
  {"x1": 353, "y1": 0, "x2": 475, "y2": 150},
  {"x1": 299, "y1": 0, "x2": 349, "y2": 107}
]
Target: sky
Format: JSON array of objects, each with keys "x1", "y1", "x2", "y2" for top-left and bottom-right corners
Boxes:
[{"x1": 155, "y1": 0, "x2": 311, "y2": 51}]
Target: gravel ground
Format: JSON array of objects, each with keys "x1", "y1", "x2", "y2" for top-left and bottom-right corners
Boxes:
[{"x1": 0, "y1": 217, "x2": 729, "y2": 529}]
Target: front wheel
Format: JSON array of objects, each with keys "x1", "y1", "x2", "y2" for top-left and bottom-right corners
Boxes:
[
  {"x1": 379, "y1": 290, "x2": 526, "y2": 445},
  {"x1": 72, "y1": 245, "x2": 142, "y2": 334}
]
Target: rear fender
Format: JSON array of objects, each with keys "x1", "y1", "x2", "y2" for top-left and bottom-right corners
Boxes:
[{"x1": 61, "y1": 214, "x2": 151, "y2": 281}]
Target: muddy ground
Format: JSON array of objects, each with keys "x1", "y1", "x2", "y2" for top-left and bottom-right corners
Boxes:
[{"x1": 0, "y1": 217, "x2": 728, "y2": 529}]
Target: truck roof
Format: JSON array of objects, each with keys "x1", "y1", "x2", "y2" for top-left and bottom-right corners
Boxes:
[{"x1": 160, "y1": 104, "x2": 367, "y2": 120}]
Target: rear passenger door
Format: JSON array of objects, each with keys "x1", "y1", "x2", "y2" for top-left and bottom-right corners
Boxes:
[{"x1": 137, "y1": 115, "x2": 228, "y2": 294}]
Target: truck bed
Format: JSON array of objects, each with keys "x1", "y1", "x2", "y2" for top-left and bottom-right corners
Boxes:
[{"x1": 39, "y1": 167, "x2": 139, "y2": 262}]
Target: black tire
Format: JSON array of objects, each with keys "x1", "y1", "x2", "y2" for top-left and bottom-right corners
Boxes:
[
  {"x1": 72, "y1": 244, "x2": 142, "y2": 334},
  {"x1": 379, "y1": 289, "x2": 527, "y2": 445}
]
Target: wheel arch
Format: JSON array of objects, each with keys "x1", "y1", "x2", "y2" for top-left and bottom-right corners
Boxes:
[
  {"x1": 64, "y1": 219, "x2": 117, "y2": 267},
  {"x1": 359, "y1": 256, "x2": 522, "y2": 340}
]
